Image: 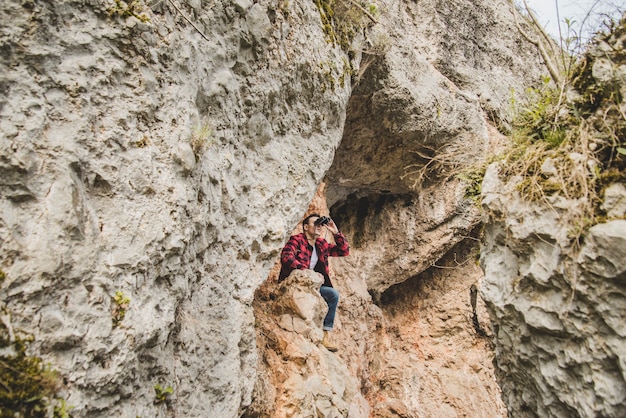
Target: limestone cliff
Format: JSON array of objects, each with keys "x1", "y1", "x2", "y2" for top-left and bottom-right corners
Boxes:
[
  {"x1": 481, "y1": 168, "x2": 626, "y2": 417},
  {"x1": 0, "y1": 0, "x2": 576, "y2": 417},
  {"x1": 479, "y1": 20, "x2": 626, "y2": 417},
  {"x1": 2, "y1": 0, "x2": 350, "y2": 415}
]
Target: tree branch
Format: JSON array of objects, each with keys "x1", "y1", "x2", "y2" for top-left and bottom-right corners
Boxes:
[
  {"x1": 345, "y1": 0, "x2": 379, "y2": 24},
  {"x1": 511, "y1": 0, "x2": 563, "y2": 86},
  {"x1": 167, "y1": 0, "x2": 211, "y2": 42}
]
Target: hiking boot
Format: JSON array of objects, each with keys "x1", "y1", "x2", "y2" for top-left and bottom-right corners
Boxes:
[{"x1": 322, "y1": 330, "x2": 338, "y2": 352}]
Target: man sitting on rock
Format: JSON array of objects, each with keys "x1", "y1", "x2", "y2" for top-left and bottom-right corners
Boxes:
[{"x1": 278, "y1": 213, "x2": 350, "y2": 352}]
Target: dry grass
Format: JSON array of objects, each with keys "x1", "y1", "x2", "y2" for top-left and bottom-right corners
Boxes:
[
  {"x1": 486, "y1": 15, "x2": 625, "y2": 243},
  {"x1": 190, "y1": 119, "x2": 213, "y2": 156},
  {"x1": 401, "y1": 133, "x2": 490, "y2": 193},
  {"x1": 500, "y1": 119, "x2": 605, "y2": 242}
]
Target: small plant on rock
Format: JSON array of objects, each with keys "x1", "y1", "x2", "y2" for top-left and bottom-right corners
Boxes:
[
  {"x1": 0, "y1": 317, "x2": 67, "y2": 418},
  {"x1": 112, "y1": 290, "x2": 131, "y2": 328},
  {"x1": 315, "y1": 0, "x2": 379, "y2": 54},
  {"x1": 153, "y1": 384, "x2": 174, "y2": 404},
  {"x1": 108, "y1": 0, "x2": 151, "y2": 23},
  {"x1": 457, "y1": 161, "x2": 490, "y2": 205},
  {"x1": 496, "y1": 15, "x2": 625, "y2": 240},
  {"x1": 133, "y1": 136, "x2": 150, "y2": 148},
  {"x1": 190, "y1": 120, "x2": 214, "y2": 157}
]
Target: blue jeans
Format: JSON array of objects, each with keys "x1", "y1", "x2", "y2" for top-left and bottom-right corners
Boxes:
[{"x1": 320, "y1": 286, "x2": 339, "y2": 331}]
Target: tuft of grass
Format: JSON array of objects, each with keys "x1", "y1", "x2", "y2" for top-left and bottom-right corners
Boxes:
[
  {"x1": 190, "y1": 120, "x2": 214, "y2": 157},
  {"x1": 500, "y1": 89, "x2": 601, "y2": 240},
  {"x1": 457, "y1": 16, "x2": 625, "y2": 244},
  {"x1": 314, "y1": 0, "x2": 379, "y2": 55},
  {"x1": 496, "y1": 17, "x2": 625, "y2": 239},
  {"x1": 401, "y1": 134, "x2": 490, "y2": 195},
  {"x1": 457, "y1": 161, "x2": 490, "y2": 204},
  {"x1": 108, "y1": 0, "x2": 151, "y2": 23}
]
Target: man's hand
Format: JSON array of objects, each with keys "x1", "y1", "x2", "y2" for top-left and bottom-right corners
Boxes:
[{"x1": 326, "y1": 219, "x2": 339, "y2": 235}]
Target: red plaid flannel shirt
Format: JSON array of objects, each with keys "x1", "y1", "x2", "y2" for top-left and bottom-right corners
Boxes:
[{"x1": 278, "y1": 232, "x2": 349, "y2": 287}]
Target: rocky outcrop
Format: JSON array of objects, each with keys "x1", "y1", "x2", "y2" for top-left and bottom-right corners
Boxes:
[
  {"x1": 1, "y1": 0, "x2": 350, "y2": 416},
  {"x1": 251, "y1": 269, "x2": 361, "y2": 417},
  {"x1": 479, "y1": 19, "x2": 626, "y2": 417},
  {"x1": 254, "y1": 210, "x2": 506, "y2": 417},
  {"x1": 481, "y1": 164, "x2": 626, "y2": 417},
  {"x1": 326, "y1": 0, "x2": 543, "y2": 296}
]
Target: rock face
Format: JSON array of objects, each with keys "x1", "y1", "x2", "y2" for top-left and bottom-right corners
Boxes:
[
  {"x1": 479, "y1": 21, "x2": 626, "y2": 417},
  {"x1": 1, "y1": 1, "x2": 350, "y2": 416},
  {"x1": 0, "y1": 0, "x2": 554, "y2": 417},
  {"x1": 253, "y1": 189, "x2": 506, "y2": 417},
  {"x1": 480, "y1": 164, "x2": 626, "y2": 417},
  {"x1": 252, "y1": 269, "x2": 360, "y2": 418},
  {"x1": 326, "y1": 0, "x2": 542, "y2": 296}
]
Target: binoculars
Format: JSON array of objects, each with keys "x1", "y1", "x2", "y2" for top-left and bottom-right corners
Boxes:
[{"x1": 315, "y1": 216, "x2": 331, "y2": 226}]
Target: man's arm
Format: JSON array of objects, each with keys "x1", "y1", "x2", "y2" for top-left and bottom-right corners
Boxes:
[
  {"x1": 324, "y1": 219, "x2": 349, "y2": 257},
  {"x1": 280, "y1": 236, "x2": 307, "y2": 269},
  {"x1": 328, "y1": 231, "x2": 349, "y2": 257}
]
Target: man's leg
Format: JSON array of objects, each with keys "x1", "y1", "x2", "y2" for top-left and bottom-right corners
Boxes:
[
  {"x1": 320, "y1": 286, "x2": 340, "y2": 352},
  {"x1": 320, "y1": 285, "x2": 339, "y2": 330}
]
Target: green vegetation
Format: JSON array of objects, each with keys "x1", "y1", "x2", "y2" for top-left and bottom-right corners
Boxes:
[
  {"x1": 53, "y1": 399, "x2": 72, "y2": 418},
  {"x1": 314, "y1": 0, "x2": 379, "y2": 54},
  {"x1": 338, "y1": 57, "x2": 356, "y2": 86},
  {"x1": 485, "y1": 13, "x2": 625, "y2": 239},
  {"x1": 318, "y1": 59, "x2": 356, "y2": 92},
  {"x1": 112, "y1": 290, "x2": 131, "y2": 327},
  {"x1": 190, "y1": 119, "x2": 214, "y2": 157},
  {"x1": 0, "y1": 323, "x2": 66, "y2": 418},
  {"x1": 107, "y1": 0, "x2": 151, "y2": 22},
  {"x1": 457, "y1": 162, "x2": 490, "y2": 204},
  {"x1": 153, "y1": 384, "x2": 174, "y2": 404}
]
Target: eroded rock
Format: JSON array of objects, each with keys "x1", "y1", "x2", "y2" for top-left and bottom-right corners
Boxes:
[
  {"x1": 481, "y1": 166, "x2": 626, "y2": 417},
  {"x1": 252, "y1": 269, "x2": 359, "y2": 418}
]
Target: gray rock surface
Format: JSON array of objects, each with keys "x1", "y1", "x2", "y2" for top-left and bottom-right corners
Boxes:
[
  {"x1": 326, "y1": 0, "x2": 543, "y2": 295},
  {"x1": 1, "y1": 0, "x2": 349, "y2": 416},
  {"x1": 481, "y1": 164, "x2": 626, "y2": 417},
  {"x1": 479, "y1": 21, "x2": 626, "y2": 417}
]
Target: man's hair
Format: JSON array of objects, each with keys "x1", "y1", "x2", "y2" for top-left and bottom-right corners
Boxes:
[{"x1": 302, "y1": 213, "x2": 320, "y2": 231}]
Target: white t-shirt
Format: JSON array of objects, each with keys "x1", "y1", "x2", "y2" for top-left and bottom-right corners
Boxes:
[{"x1": 309, "y1": 246, "x2": 318, "y2": 269}]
